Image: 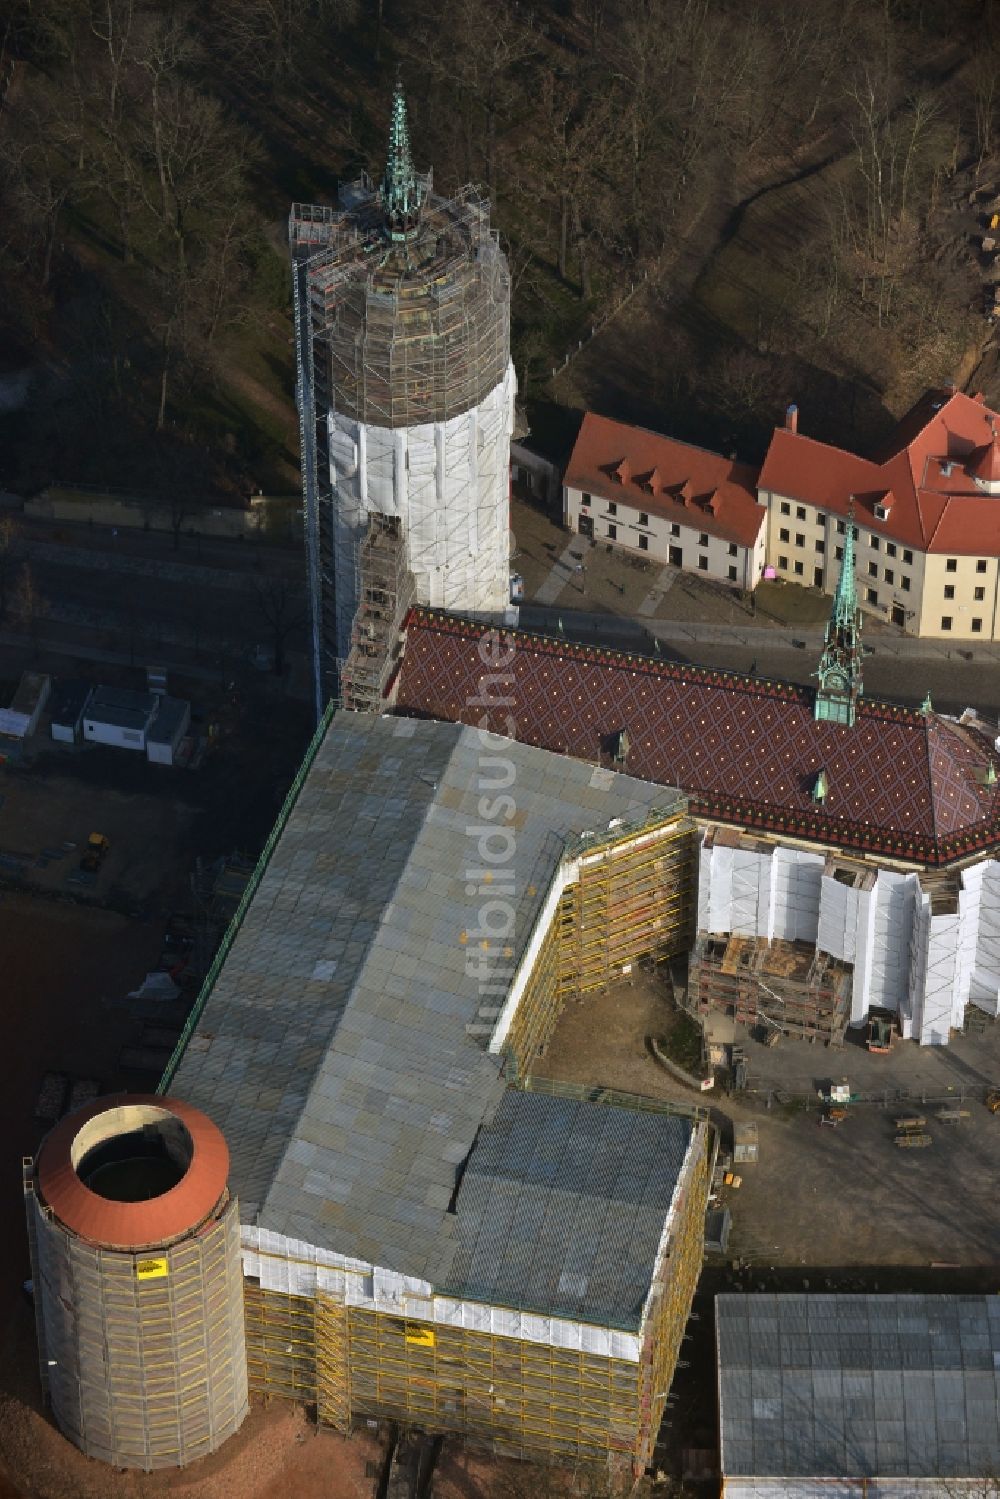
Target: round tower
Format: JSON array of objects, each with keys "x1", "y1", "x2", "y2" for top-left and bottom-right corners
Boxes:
[
  {"x1": 291, "y1": 84, "x2": 515, "y2": 713},
  {"x1": 25, "y1": 1095, "x2": 248, "y2": 1471}
]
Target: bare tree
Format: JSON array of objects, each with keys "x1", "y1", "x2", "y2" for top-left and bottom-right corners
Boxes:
[
  {"x1": 10, "y1": 560, "x2": 45, "y2": 652},
  {"x1": 0, "y1": 515, "x2": 20, "y2": 620},
  {"x1": 249, "y1": 575, "x2": 306, "y2": 676}
]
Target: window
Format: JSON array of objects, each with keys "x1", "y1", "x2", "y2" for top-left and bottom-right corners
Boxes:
[
  {"x1": 835, "y1": 546, "x2": 844, "y2": 561},
  {"x1": 977, "y1": 559, "x2": 988, "y2": 573},
  {"x1": 903, "y1": 549, "x2": 913, "y2": 564},
  {"x1": 815, "y1": 539, "x2": 825, "y2": 554},
  {"x1": 779, "y1": 527, "x2": 790, "y2": 542},
  {"x1": 901, "y1": 575, "x2": 911, "y2": 592},
  {"x1": 728, "y1": 565, "x2": 737, "y2": 581},
  {"x1": 728, "y1": 543, "x2": 738, "y2": 556},
  {"x1": 794, "y1": 560, "x2": 804, "y2": 576},
  {"x1": 868, "y1": 561, "x2": 878, "y2": 577},
  {"x1": 778, "y1": 555, "x2": 788, "y2": 570},
  {"x1": 975, "y1": 586, "x2": 986, "y2": 601},
  {"x1": 699, "y1": 533, "x2": 709, "y2": 547},
  {"x1": 836, "y1": 520, "x2": 846, "y2": 534},
  {"x1": 946, "y1": 557, "x2": 957, "y2": 572},
  {"x1": 886, "y1": 542, "x2": 897, "y2": 558},
  {"x1": 670, "y1": 522, "x2": 680, "y2": 537},
  {"x1": 639, "y1": 534, "x2": 649, "y2": 552},
  {"x1": 817, "y1": 512, "x2": 826, "y2": 526},
  {"x1": 608, "y1": 501, "x2": 618, "y2": 516},
  {"x1": 944, "y1": 584, "x2": 955, "y2": 600},
  {"x1": 972, "y1": 617, "x2": 984, "y2": 632},
  {"x1": 866, "y1": 588, "x2": 878, "y2": 605},
  {"x1": 871, "y1": 536, "x2": 880, "y2": 552},
  {"x1": 796, "y1": 506, "x2": 806, "y2": 520},
  {"x1": 582, "y1": 492, "x2": 591, "y2": 505},
  {"x1": 780, "y1": 501, "x2": 790, "y2": 515},
  {"x1": 874, "y1": 503, "x2": 890, "y2": 521},
  {"x1": 638, "y1": 511, "x2": 649, "y2": 526},
  {"x1": 795, "y1": 533, "x2": 805, "y2": 548},
  {"x1": 814, "y1": 566, "x2": 824, "y2": 588},
  {"x1": 698, "y1": 556, "x2": 709, "y2": 571},
  {"x1": 607, "y1": 524, "x2": 617, "y2": 540},
  {"x1": 884, "y1": 569, "x2": 894, "y2": 585},
  {"x1": 941, "y1": 616, "x2": 953, "y2": 630}
]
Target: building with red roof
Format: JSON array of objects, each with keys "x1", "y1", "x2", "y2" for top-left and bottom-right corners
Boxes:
[
  {"x1": 563, "y1": 412, "x2": 766, "y2": 590},
  {"x1": 759, "y1": 388, "x2": 1000, "y2": 639}
]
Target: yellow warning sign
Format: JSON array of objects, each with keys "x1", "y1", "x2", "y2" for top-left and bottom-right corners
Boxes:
[
  {"x1": 405, "y1": 1325, "x2": 435, "y2": 1348},
  {"x1": 136, "y1": 1257, "x2": 169, "y2": 1281}
]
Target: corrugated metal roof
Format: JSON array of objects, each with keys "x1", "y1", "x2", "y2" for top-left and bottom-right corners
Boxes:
[
  {"x1": 174, "y1": 710, "x2": 684, "y2": 1293},
  {"x1": 717, "y1": 1294, "x2": 1000, "y2": 1480}
]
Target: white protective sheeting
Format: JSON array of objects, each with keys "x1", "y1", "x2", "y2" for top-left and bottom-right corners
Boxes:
[
  {"x1": 328, "y1": 361, "x2": 515, "y2": 656},
  {"x1": 698, "y1": 833, "x2": 1000, "y2": 1045},
  {"x1": 240, "y1": 1225, "x2": 642, "y2": 1362}
]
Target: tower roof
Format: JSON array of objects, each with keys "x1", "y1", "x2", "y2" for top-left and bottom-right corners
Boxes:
[{"x1": 382, "y1": 82, "x2": 423, "y2": 239}]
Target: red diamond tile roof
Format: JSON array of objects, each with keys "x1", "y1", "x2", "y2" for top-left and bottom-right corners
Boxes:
[
  {"x1": 759, "y1": 388, "x2": 1000, "y2": 554},
  {"x1": 396, "y1": 610, "x2": 1000, "y2": 865},
  {"x1": 565, "y1": 411, "x2": 765, "y2": 548}
]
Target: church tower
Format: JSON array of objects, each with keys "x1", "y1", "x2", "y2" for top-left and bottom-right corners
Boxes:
[
  {"x1": 814, "y1": 505, "x2": 863, "y2": 727},
  {"x1": 290, "y1": 84, "x2": 515, "y2": 716}
]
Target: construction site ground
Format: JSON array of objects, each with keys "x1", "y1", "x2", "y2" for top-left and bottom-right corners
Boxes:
[{"x1": 534, "y1": 969, "x2": 1000, "y2": 1270}]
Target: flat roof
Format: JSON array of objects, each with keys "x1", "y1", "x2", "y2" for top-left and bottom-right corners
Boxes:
[
  {"x1": 49, "y1": 678, "x2": 93, "y2": 725},
  {"x1": 717, "y1": 1294, "x2": 1000, "y2": 1480},
  {"x1": 147, "y1": 696, "x2": 190, "y2": 744},
  {"x1": 172, "y1": 711, "x2": 686, "y2": 1293},
  {"x1": 86, "y1": 684, "x2": 157, "y2": 733},
  {"x1": 447, "y1": 1089, "x2": 691, "y2": 1328}
]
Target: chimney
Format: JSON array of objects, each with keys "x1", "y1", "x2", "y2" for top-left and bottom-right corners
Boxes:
[{"x1": 785, "y1": 403, "x2": 798, "y2": 435}]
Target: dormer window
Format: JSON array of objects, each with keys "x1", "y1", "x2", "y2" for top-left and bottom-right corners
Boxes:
[
  {"x1": 874, "y1": 503, "x2": 890, "y2": 521},
  {"x1": 607, "y1": 501, "x2": 618, "y2": 516}
]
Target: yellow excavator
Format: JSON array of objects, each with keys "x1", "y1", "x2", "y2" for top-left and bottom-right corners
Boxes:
[{"x1": 80, "y1": 833, "x2": 110, "y2": 872}]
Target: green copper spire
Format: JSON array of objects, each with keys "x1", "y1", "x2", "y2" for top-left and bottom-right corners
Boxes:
[
  {"x1": 814, "y1": 502, "x2": 863, "y2": 728},
  {"x1": 382, "y1": 82, "x2": 422, "y2": 242}
]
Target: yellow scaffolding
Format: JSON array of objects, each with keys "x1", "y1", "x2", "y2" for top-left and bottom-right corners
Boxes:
[
  {"x1": 504, "y1": 808, "x2": 696, "y2": 1080},
  {"x1": 243, "y1": 1121, "x2": 711, "y2": 1472}
]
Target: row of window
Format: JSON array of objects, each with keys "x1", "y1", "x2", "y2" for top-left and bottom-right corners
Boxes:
[{"x1": 942, "y1": 617, "x2": 984, "y2": 632}]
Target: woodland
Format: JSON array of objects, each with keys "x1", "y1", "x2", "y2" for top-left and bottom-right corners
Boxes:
[{"x1": 1, "y1": 0, "x2": 999, "y2": 498}]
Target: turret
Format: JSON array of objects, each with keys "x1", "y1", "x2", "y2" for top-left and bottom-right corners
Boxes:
[{"x1": 814, "y1": 503, "x2": 863, "y2": 727}]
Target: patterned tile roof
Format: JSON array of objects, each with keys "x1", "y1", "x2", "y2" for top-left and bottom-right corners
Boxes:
[{"x1": 395, "y1": 611, "x2": 1000, "y2": 865}]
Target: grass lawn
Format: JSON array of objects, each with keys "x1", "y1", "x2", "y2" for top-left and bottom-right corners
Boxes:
[{"x1": 754, "y1": 580, "x2": 831, "y2": 626}]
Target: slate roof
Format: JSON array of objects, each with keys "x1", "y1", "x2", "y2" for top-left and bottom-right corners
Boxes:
[
  {"x1": 445, "y1": 1090, "x2": 692, "y2": 1328},
  {"x1": 395, "y1": 610, "x2": 1000, "y2": 865},
  {"x1": 759, "y1": 387, "x2": 1000, "y2": 554},
  {"x1": 566, "y1": 410, "x2": 765, "y2": 548},
  {"x1": 172, "y1": 710, "x2": 684, "y2": 1289},
  {"x1": 717, "y1": 1294, "x2": 1000, "y2": 1479}
]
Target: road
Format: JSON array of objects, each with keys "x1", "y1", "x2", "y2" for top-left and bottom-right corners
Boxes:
[{"x1": 519, "y1": 604, "x2": 1000, "y2": 722}]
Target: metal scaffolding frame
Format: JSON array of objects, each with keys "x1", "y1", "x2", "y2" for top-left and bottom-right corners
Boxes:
[{"x1": 339, "y1": 513, "x2": 415, "y2": 713}]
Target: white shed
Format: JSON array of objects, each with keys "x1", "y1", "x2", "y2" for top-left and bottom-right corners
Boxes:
[
  {"x1": 146, "y1": 696, "x2": 191, "y2": 766},
  {"x1": 49, "y1": 680, "x2": 94, "y2": 744},
  {"x1": 0, "y1": 672, "x2": 51, "y2": 739},
  {"x1": 83, "y1": 686, "x2": 158, "y2": 751}
]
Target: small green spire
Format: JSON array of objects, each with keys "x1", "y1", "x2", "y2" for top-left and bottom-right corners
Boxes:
[
  {"x1": 921, "y1": 691, "x2": 933, "y2": 715},
  {"x1": 814, "y1": 501, "x2": 863, "y2": 728},
  {"x1": 382, "y1": 81, "x2": 422, "y2": 241}
]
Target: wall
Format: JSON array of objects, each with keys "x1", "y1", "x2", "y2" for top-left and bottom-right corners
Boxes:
[
  {"x1": 27, "y1": 490, "x2": 300, "y2": 541},
  {"x1": 83, "y1": 718, "x2": 148, "y2": 750},
  {"x1": 564, "y1": 483, "x2": 762, "y2": 589},
  {"x1": 328, "y1": 363, "x2": 515, "y2": 658},
  {"x1": 918, "y1": 552, "x2": 1000, "y2": 641},
  {"x1": 760, "y1": 491, "x2": 929, "y2": 632},
  {"x1": 698, "y1": 829, "x2": 1000, "y2": 1045}
]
